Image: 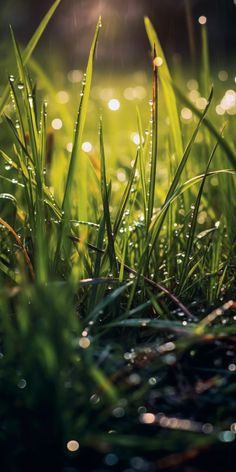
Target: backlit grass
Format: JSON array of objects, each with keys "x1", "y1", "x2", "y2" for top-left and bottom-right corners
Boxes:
[{"x1": 0, "y1": 2, "x2": 236, "y2": 471}]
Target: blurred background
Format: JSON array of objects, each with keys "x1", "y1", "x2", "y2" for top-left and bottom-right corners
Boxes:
[
  {"x1": 0, "y1": 0, "x2": 235, "y2": 181},
  {"x1": 1, "y1": 0, "x2": 236, "y2": 71}
]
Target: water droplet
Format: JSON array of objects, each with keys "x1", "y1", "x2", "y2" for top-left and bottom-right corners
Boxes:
[{"x1": 4, "y1": 164, "x2": 12, "y2": 171}]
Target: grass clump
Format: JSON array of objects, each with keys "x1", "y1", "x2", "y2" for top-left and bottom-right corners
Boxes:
[{"x1": 0, "y1": 3, "x2": 236, "y2": 471}]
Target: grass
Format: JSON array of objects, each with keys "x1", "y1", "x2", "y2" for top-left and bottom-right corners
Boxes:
[{"x1": 0, "y1": 3, "x2": 236, "y2": 471}]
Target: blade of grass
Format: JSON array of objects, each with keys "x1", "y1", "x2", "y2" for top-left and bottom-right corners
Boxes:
[
  {"x1": 144, "y1": 17, "x2": 183, "y2": 161},
  {"x1": 55, "y1": 17, "x2": 101, "y2": 264},
  {"x1": 87, "y1": 281, "x2": 132, "y2": 323},
  {"x1": 90, "y1": 366, "x2": 118, "y2": 402},
  {"x1": 0, "y1": 217, "x2": 34, "y2": 280},
  {"x1": 179, "y1": 140, "x2": 219, "y2": 292},
  {"x1": 184, "y1": 0, "x2": 196, "y2": 75},
  {"x1": 200, "y1": 20, "x2": 210, "y2": 97},
  {"x1": 113, "y1": 151, "x2": 138, "y2": 238},
  {"x1": 136, "y1": 108, "x2": 148, "y2": 221},
  {"x1": 99, "y1": 117, "x2": 117, "y2": 272},
  {"x1": 174, "y1": 84, "x2": 236, "y2": 167},
  {"x1": 71, "y1": 235, "x2": 194, "y2": 320},
  {"x1": 10, "y1": 28, "x2": 48, "y2": 283},
  {"x1": 147, "y1": 88, "x2": 213, "y2": 256},
  {"x1": 147, "y1": 47, "x2": 158, "y2": 228},
  {"x1": 0, "y1": 0, "x2": 61, "y2": 115},
  {"x1": 127, "y1": 167, "x2": 235, "y2": 310}
]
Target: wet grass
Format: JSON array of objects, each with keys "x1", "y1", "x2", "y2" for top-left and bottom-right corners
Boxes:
[{"x1": 0, "y1": 2, "x2": 236, "y2": 471}]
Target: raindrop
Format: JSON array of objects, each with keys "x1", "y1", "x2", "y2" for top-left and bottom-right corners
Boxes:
[
  {"x1": 4, "y1": 164, "x2": 12, "y2": 171},
  {"x1": 17, "y1": 378, "x2": 27, "y2": 389}
]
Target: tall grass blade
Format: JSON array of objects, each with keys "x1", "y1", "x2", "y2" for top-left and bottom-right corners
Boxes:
[
  {"x1": 184, "y1": 0, "x2": 196, "y2": 75},
  {"x1": 99, "y1": 118, "x2": 117, "y2": 272},
  {"x1": 144, "y1": 17, "x2": 183, "y2": 161},
  {"x1": 10, "y1": 28, "x2": 48, "y2": 283},
  {"x1": 149, "y1": 169, "x2": 236, "y2": 250},
  {"x1": 147, "y1": 47, "x2": 158, "y2": 228},
  {"x1": 0, "y1": 0, "x2": 61, "y2": 115},
  {"x1": 147, "y1": 88, "x2": 213, "y2": 258},
  {"x1": 55, "y1": 17, "x2": 101, "y2": 262},
  {"x1": 113, "y1": 152, "x2": 138, "y2": 238},
  {"x1": 136, "y1": 108, "x2": 148, "y2": 220},
  {"x1": 178, "y1": 141, "x2": 218, "y2": 292},
  {"x1": 200, "y1": 21, "x2": 210, "y2": 97}
]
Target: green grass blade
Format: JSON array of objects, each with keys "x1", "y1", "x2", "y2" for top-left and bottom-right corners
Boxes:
[
  {"x1": 174, "y1": 84, "x2": 236, "y2": 167},
  {"x1": 55, "y1": 17, "x2": 101, "y2": 262},
  {"x1": 90, "y1": 366, "x2": 118, "y2": 402},
  {"x1": 99, "y1": 118, "x2": 117, "y2": 272},
  {"x1": 179, "y1": 141, "x2": 219, "y2": 292},
  {"x1": 165, "y1": 88, "x2": 213, "y2": 203},
  {"x1": 147, "y1": 47, "x2": 158, "y2": 228},
  {"x1": 87, "y1": 281, "x2": 132, "y2": 323},
  {"x1": 136, "y1": 108, "x2": 148, "y2": 221},
  {"x1": 113, "y1": 151, "x2": 138, "y2": 238},
  {"x1": 10, "y1": 28, "x2": 48, "y2": 283},
  {"x1": 0, "y1": 0, "x2": 61, "y2": 115},
  {"x1": 146, "y1": 88, "x2": 213, "y2": 261},
  {"x1": 150, "y1": 169, "x2": 236, "y2": 249},
  {"x1": 184, "y1": 0, "x2": 196, "y2": 75},
  {"x1": 29, "y1": 57, "x2": 73, "y2": 137},
  {"x1": 200, "y1": 20, "x2": 210, "y2": 97},
  {"x1": 144, "y1": 16, "x2": 183, "y2": 161}
]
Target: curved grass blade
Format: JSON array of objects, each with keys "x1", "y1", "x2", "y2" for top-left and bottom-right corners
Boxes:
[
  {"x1": 87, "y1": 281, "x2": 132, "y2": 323},
  {"x1": 147, "y1": 88, "x2": 213, "y2": 254},
  {"x1": 144, "y1": 17, "x2": 183, "y2": 161},
  {"x1": 174, "y1": 84, "x2": 236, "y2": 167},
  {"x1": 165, "y1": 88, "x2": 213, "y2": 204},
  {"x1": 0, "y1": 0, "x2": 61, "y2": 115},
  {"x1": 0, "y1": 217, "x2": 34, "y2": 281},
  {"x1": 0, "y1": 149, "x2": 61, "y2": 219},
  {"x1": 71, "y1": 234, "x2": 194, "y2": 320},
  {"x1": 150, "y1": 169, "x2": 236, "y2": 250},
  {"x1": 127, "y1": 168, "x2": 236, "y2": 310},
  {"x1": 106, "y1": 318, "x2": 193, "y2": 336},
  {"x1": 179, "y1": 140, "x2": 219, "y2": 292}
]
